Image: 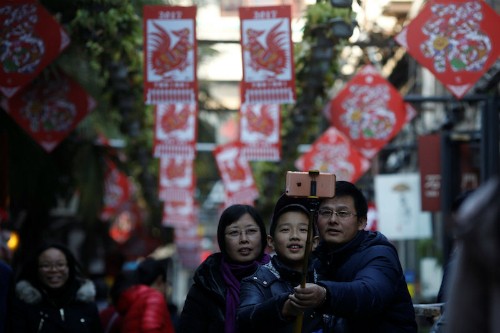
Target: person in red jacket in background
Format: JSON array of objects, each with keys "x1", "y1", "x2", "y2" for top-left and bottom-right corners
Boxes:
[{"x1": 116, "y1": 258, "x2": 175, "y2": 333}]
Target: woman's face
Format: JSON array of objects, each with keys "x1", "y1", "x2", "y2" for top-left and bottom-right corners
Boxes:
[
  {"x1": 224, "y1": 213, "x2": 262, "y2": 263},
  {"x1": 38, "y1": 248, "x2": 69, "y2": 289}
]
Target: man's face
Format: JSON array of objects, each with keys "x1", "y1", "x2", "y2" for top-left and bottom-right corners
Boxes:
[{"x1": 317, "y1": 196, "x2": 366, "y2": 246}]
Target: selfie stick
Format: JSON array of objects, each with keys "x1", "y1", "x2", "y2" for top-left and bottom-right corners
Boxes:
[{"x1": 293, "y1": 171, "x2": 320, "y2": 333}]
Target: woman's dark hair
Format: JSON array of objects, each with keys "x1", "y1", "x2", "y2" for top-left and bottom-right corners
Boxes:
[
  {"x1": 110, "y1": 269, "x2": 139, "y2": 305},
  {"x1": 332, "y1": 181, "x2": 368, "y2": 219},
  {"x1": 16, "y1": 242, "x2": 84, "y2": 288},
  {"x1": 137, "y1": 258, "x2": 166, "y2": 286},
  {"x1": 216, "y1": 204, "x2": 267, "y2": 258}
]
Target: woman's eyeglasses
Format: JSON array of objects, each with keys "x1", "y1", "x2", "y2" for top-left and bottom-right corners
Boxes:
[
  {"x1": 225, "y1": 228, "x2": 260, "y2": 239},
  {"x1": 38, "y1": 262, "x2": 68, "y2": 271}
]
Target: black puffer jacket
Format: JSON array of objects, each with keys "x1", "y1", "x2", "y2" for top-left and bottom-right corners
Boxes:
[
  {"x1": 179, "y1": 253, "x2": 227, "y2": 333},
  {"x1": 12, "y1": 279, "x2": 102, "y2": 333},
  {"x1": 237, "y1": 256, "x2": 325, "y2": 333}
]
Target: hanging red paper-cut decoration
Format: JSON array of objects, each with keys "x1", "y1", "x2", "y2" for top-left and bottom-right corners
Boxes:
[
  {"x1": 158, "y1": 155, "x2": 195, "y2": 203},
  {"x1": 109, "y1": 202, "x2": 142, "y2": 244},
  {"x1": 101, "y1": 160, "x2": 134, "y2": 221},
  {"x1": 239, "y1": 5, "x2": 296, "y2": 105},
  {"x1": 162, "y1": 198, "x2": 197, "y2": 228},
  {"x1": 395, "y1": 0, "x2": 500, "y2": 99},
  {"x1": 213, "y1": 142, "x2": 258, "y2": 206},
  {"x1": 143, "y1": 6, "x2": 198, "y2": 105},
  {"x1": 153, "y1": 103, "x2": 197, "y2": 158},
  {"x1": 0, "y1": 1, "x2": 70, "y2": 98},
  {"x1": 239, "y1": 103, "x2": 281, "y2": 161},
  {"x1": 1, "y1": 69, "x2": 95, "y2": 152},
  {"x1": 295, "y1": 127, "x2": 370, "y2": 183},
  {"x1": 329, "y1": 65, "x2": 414, "y2": 159}
]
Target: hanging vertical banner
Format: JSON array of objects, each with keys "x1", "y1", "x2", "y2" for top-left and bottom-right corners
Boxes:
[
  {"x1": 162, "y1": 197, "x2": 197, "y2": 228},
  {"x1": 329, "y1": 65, "x2": 414, "y2": 159},
  {"x1": 239, "y1": 103, "x2": 281, "y2": 161},
  {"x1": 158, "y1": 155, "x2": 195, "y2": 202},
  {"x1": 101, "y1": 160, "x2": 134, "y2": 221},
  {"x1": 213, "y1": 142, "x2": 259, "y2": 206},
  {"x1": 143, "y1": 5, "x2": 198, "y2": 105},
  {"x1": 295, "y1": 126, "x2": 370, "y2": 183},
  {"x1": 0, "y1": 1, "x2": 70, "y2": 98},
  {"x1": 239, "y1": 5, "x2": 296, "y2": 105},
  {"x1": 153, "y1": 103, "x2": 197, "y2": 158},
  {"x1": 395, "y1": 0, "x2": 500, "y2": 99},
  {"x1": 0, "y1": 69, "x2": 96, "y2": 152},
  {"x1": 418, "y1": 134, "x2": 442, "y2": 212}
]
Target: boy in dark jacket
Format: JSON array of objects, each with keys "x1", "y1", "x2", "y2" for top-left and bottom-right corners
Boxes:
[{"x1": 237, "y1": 194, "x2": 326, "y2": 333}]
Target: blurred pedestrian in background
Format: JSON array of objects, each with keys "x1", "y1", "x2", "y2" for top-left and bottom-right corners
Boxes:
[
  {"x1": 179, "y1": 204, "x2": 270, "y2": 333},
  {"x1": 430, "y1": 189, "x2": 475, "y2": 333},
  {"x1": 114, "y1": 257, "x2": 175, "y2": 333},
  {"x1": 11, "y1": 242, "x2": 103, "y2": 333},
  {"x1": 445, "y1": 177, "x2": 500, "y2": 333}
]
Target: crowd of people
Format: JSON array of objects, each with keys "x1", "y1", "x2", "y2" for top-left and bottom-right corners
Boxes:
[{"x1": 2, "y1": 178, "x2": 497, "y2": 332}]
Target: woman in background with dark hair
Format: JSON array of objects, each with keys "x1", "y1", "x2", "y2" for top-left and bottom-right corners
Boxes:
[
  {"x1": 11, "y1": 243, "x2": 102, "y2": 333},
  {"x1": 179, "y1": 204, "x2": 270, "y2": 333},
  {"x1": 114, "y1": 258, "x2": 175, "y2": 333}
]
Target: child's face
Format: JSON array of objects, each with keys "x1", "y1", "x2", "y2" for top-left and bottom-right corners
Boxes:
[{"x1": 268, "y1": 211, "x2": 318, "y2": 271}]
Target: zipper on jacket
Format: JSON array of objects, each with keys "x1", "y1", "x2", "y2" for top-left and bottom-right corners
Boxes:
[{"x1": 60, "y1": 308, "x2": 65, "y2": 321}]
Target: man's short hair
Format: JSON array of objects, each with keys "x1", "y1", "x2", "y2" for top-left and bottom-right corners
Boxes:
[{"x1": 329, "y1": 181, "x2": 368, "y2": 219}]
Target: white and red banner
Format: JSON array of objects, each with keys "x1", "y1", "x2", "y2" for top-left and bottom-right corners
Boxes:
[
  {"x1": 158, "y1": 155, "x2": 196, "y2": 202},
  {"x1": 1, "y1": 69, "x2": 95, "y2": 152},
  {"x1": 162, "y1": 197, "x2": 197, "y2": 228},
  {"x1": 239, "y1": 5, "x2": 296, "y2": 105},
  {"x1": 295, "y1": 126, "x2": 370, "y2": 183},
  {"x1": 143, "y1": 5, "x2": 198, "y2": 105},
  {"x1": 153, "y1": 103, "x2": 197, "y2": 158},
  {"x1": 395, "y1": 0, "x2": 500, "y2": 99},
  {"x1": 239, "y1": 103, "x2": 281, "y2": 161},
  {"x1": 101, "y1": 160, "x2": 135, "y2": 221},
  {"x1": 213, "y1": 142, "x2": 259, "y2": 206},
  {"x1": 328, "y1": 65, "x2": 415, "y2": 159},
  {"x1": 0, "y1": 1, "x2": 70, "y2": 98}
]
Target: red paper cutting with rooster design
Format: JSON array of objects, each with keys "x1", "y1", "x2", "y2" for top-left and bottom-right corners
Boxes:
[
  {"x1": 329, "y1": 65, "x2": 415, "y2": 159},
  {"x1": 213, "y1": 142, "x2": 259, "y2": 207},
  {"x1": 239, "y1": 5, "x2": 296, "y2": 105},
  {"x1": 162, "y1": 197, "x2": 197, "y2": 228},
  {"x1": 239, "y1": 103, "x2": 281, "y2": 161},
  {"x1": 153, "y1": 103, "x2": 197, "y2": 158},
  {"x1": 100, "y1": 159, "x2": 134, "y2": 221},
  {"x1": 395, "y1": 0, "x2": 500, "y2": 99},
  {"x1": 0, "y1": 1, "x2": 70, "y2": 98},
  {"x1": 158, "y1": 155, "x2": 196, "y2": 203},
  {"x1": 143, "y1": 6, "x2": 198, "y2": 105},
  {"x1": 1, "y1": 69, "x2": 95, "y2": 152}
]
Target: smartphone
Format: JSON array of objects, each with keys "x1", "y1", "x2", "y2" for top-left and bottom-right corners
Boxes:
[{"x1": 285, "y1": 171, "x2": 336, "y2": 198}]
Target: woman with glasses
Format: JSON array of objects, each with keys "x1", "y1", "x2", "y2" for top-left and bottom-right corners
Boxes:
[
  {"x1": 179, "y1": 204, "x2": 270, "y2": 333},
  {"x1": 11, "y1": 243, "x2": 103, "y2": 333},
  {"x1": 290, "y1": 180, "x2": 417, "y2": 332}
]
